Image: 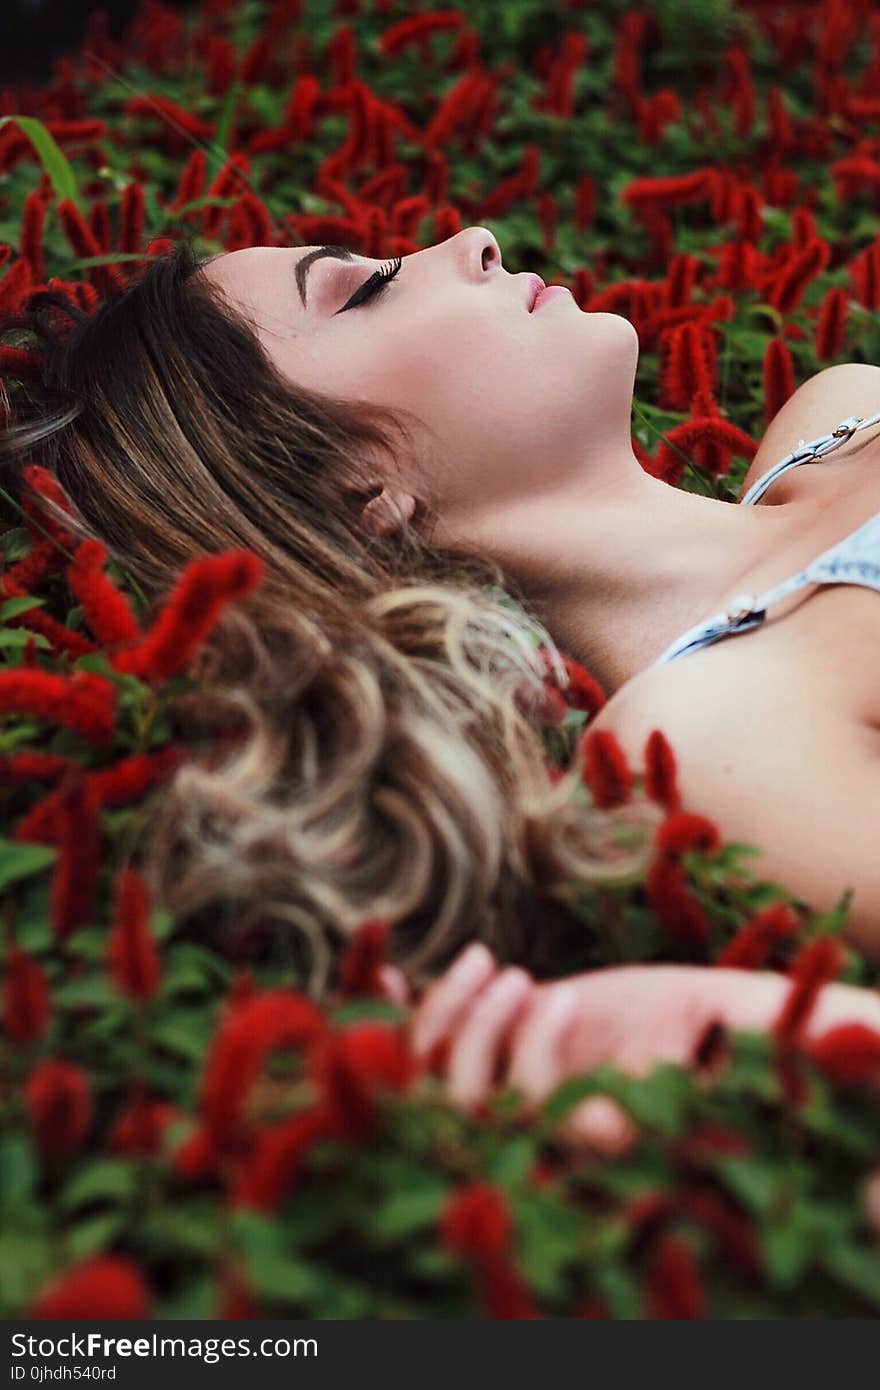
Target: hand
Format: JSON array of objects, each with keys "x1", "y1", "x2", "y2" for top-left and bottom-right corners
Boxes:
[{"x1": 404, "y1": 943, "x2": 880, "y2": 1154}]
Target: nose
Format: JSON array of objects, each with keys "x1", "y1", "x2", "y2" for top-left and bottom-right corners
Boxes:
[{"x1": 457, "y1": 225, "x2": 503, "y2": 282}]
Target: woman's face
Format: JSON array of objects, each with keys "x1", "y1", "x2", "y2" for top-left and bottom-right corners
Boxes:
[{"x1": 200, "y1": 227, "x2": 639, "y2": 538}]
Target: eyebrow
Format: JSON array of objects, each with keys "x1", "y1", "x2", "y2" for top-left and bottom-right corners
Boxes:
[{"x1": 295, "y1": 244, "x2": 357, "y2": 309}]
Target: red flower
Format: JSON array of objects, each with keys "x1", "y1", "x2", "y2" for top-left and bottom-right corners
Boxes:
[
  {"x1": 763, "y1": 337, "x2": 796, "y2": 422},
  {"x1": 111, "y1": 550, "x2": 265, "y2": 683},
  {"x1": 440, "y1": 1184, "x2": 539, "y2": 1318},
  {"x1": 311, "y1": 1022, "x2": 417, "y2": 1141},
  {"x1": 67, "y1": 538, "x2": 142, "y2": 648},
  {"x1": 118, "y1": 181, "x2": 145, "y2": 256},
  {"x1": 379, "y1": 12, "x2": 464, "y2": 59},
  {"x1": 655, "y1": 811, "x2": 720, "y2": 859},
  {"x1": 29, "y1": 1256, "x2": 151, "y2": 1320},
  {"x1": 231, "y1": 1106, "x2": 338, "y2": 1211},
  {"x1": 55, "y1": 200, "x2": 124, "y2": 297},
  {"x1": 3, "y1": 946, "x2": 51, "y2": 1043},
  {"x1": 774, "y1": 936, "x2": 844, "y2": 1043},
  {"x1": 646, "y1": 857, "x2": 710, "y2": 946},
  {"x1": 441, "y1": 1183, "x2": 512, "y2": 1260},
  {"x1": 217, "y1": 1264, "x2": 261, "y2": 1320},
  {"x1": 814, "y1": 286, "x2": 849, "y2": 361},
  {"x1": 0, "y1": 669, "x2": 117, "y2": 745},
  {"x1": 25, "y1": 1059, "x2": 91, "y2": 1159},
  {"x1": 658, "y1": 320, "x2": 717, "y2": 412},
  {"x1": 643, "y1": 728, "x2": 680, "y2": 811},
  {"x1": 109, "y1": 1096, "x2": 178, "y2": 1155},
  {"x1": 645, "y1": 1234, "x2": 706, "y2": 1319},
  {"x1": 171, "y1": 148, "x2": 207, "y2": 214},
  {"x1": 337, "y1": 918, "x2": 391, "y2": 999},
  {"x1": 20, "y1": 189, "x2": 46, "y2": 282},
  {"x1": 49, "y1": 771, "x2": 101, "y2": 941},
  {"x1": 806, "y1": 1023, "x2": 880, "y2": 1085},
  {"x1": 579, "y1": 728, "x2": 633, "y2": 807},
  {"x1": 766, "y1": 237, "x2": 830, "y2": 316},
  {"x1": 107, "y1": 868, "x2": 161, "y2": 1002},
  {"x1": 200, "y1": 990, "x2": 328, "y2": 1146},
  {"x1": 715, "y1": 902, "x2": 801, "y2": 969}
]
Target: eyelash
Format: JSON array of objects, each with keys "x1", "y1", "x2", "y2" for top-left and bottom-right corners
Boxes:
[{"x1": 334, "y1": 257, "x2": 403, "y2": 314}]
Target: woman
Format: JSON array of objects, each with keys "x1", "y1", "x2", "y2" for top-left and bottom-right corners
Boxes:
[{"x1": 4, "y1": 226, "x2": 880, "y2": 1142}]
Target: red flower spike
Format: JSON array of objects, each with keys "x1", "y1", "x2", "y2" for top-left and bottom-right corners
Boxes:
[
  {"x1": 645, "y1": 1233, "x2": 706, "y2": 1319},
  {"x1": 337, "y1": 918, "x2": 391, "y2": 999},
  {"x1": 806, "y1": 1023, "x2": 880, "y2": 1085},
  {"x1": 3, "y1": 946, "x2": 51, "y2": 1044},
  {"x1": 310, "y1": 1023, "x2": 417, "y2": 1142},
  {"x1": 579, "y1": 728, "x2": 633, "y2": 808},
  {"x1": 109, "y1": 1097, "x2": 178, "y2": 1155},
  {"x1": 763, "y1": 337, "x2": 796, "y2": 422},
  {"x1": 379, "y1": 12, "x2": 464, "y2": 60},
  {"x1": 643, "y1": 728, "x2": 681, "y2": 811},
  {"x1": 107, "y1": 868, "x2": 161, "y2": 1003},
  {"x1": 230, "y1": 1106, "x2": 338, "y2": 1211},
  {"x1": 88, "y1": 200, "x2": 110, "y2": 255},
  {"x1": 55, "y1": 200, "x2": 124, "y2": 297},
  {"x1": 67, "y1": 538, "x2": 142, "y2": 648},
  {"x1": 715, "y1": 902, "x2": 801, "y2": 969},
  {"x1": 0, "y1": 664, "x2": 116, "y2": 745},
  {"x1": 774, "y1": 936, "x2": 845, "y2": 1043},
  {"x1": 200, "y1": 990, "x2": 328, "y2": 1146},
  {"x1": 29, "y1": 1256, "x2": 151, "y2": 1320},
  {"x1": 441, "y1": 1182, "x2": 512, "y2": 1260},
  {"x1": 171, "y1": 148, "x2": 208, "y2": 215},
  {"x1": 0, "y1": 257, "x2": 33, "y2": 315},
  {"x1": 49, "y1": 771, "x2": 102, "y2": 941},
  {"x1": 111, "y1": 550, "x2": 265, "y2": 683},
  {"x1": 814, "y1": 286, "x2": 849, "y2": 361},
  {"x1": 766, "y1": 237, "x2": 830, "y2": 317},
  {"x1": 655, "y1": 811, "x2": 721, "y2": 859},
  {"x1": 217, "y1": 1264, "x2": 261, "y2": 1320},
  {"x1": 19, "y1": 190, "x2": 46, "y2": 282},
  {"x1": 24, "y1": 1059, "x2": 91, "y2": 1159},
  {"x1": 119, "y1": 182, "x2": 146, "y2": 256}
]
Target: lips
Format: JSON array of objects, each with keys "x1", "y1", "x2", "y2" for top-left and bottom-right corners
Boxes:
[{"x1": 526, "y1": 273, "x2": 546, "y2": 312}]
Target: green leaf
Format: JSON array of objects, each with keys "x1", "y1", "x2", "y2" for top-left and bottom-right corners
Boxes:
[
  {"x1": 59, "y1": 1160, "x2": 138, "y2": 1212},
  {"x1": 0, "y1": 1135, "x2": 35, "y2": 1208},
  {"x1": 0, "y1": 116, "x2": 82, "y2": 208},
  {"x1": 0, "y1": 629, "x2": 51, "y2": 650},
  {"x1": 367, "y1": 1179, "x2": 449, "y2": 1242},
  {"x1": 66, "y1": 1211, "x2": 126, "y2": 1262},
  {"x1": 0, "y1": 596, "x2": 47, "y2": 621},
  {"x1": 0, "y1": 836, "x2": 56, "y2": 892}
]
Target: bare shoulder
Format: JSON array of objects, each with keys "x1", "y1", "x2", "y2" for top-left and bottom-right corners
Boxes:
[
  {"x1": 737, "y1": 362, "x2": 880, "y2": 502},
  {"x1": 589, "y1": 633, "x2": 880, "y2": 956}
]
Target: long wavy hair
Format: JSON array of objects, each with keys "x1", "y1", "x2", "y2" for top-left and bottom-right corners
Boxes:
[{"x1": 0, "y1": 235, "x2": 661, "y2": 996}]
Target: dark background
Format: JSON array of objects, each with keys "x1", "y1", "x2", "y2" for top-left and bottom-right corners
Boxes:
[{"x1": 0, "y1": 0, "x2": 198, "y2": 86}]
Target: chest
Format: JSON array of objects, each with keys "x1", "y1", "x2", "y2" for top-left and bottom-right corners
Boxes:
[{"x1": 594, "y1": 367, "x2": 880, "y2": 744}]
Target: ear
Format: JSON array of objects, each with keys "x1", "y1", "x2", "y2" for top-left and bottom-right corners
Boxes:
[{"x1": 360, "y1": 486, "x2": 417, "y2": 537}]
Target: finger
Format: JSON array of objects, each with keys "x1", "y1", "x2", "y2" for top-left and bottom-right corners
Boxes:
[
  {"x1": 506, "y1": 982, "x2": 583, "y2": 1106},
  {"x1": 446, "y1": 967, "x2": 537, "y2": 1109},
  {"x1": 408, "y1": 941, "x2": 498, "y2": 1061},
  {"x1": 557, "y1": 1095, "x2": 638, "y2": 1158},
  {"x1": 376, "y1": 964, "x2": 411, "y2": 1006}
]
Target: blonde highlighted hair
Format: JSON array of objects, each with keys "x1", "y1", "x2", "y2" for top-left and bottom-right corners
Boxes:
[{"x1": 0, "y1": 236, "x2": 660, "y2": 997}]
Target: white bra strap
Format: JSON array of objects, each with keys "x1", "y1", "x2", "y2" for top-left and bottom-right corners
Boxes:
[{"x1": 739, "y1": 411, "x2": 880, "y2": 506}]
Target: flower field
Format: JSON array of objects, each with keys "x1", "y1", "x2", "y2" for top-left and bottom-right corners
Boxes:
[{"x1": 4, "y1": 0, "x2": 880, "y2": 1319}]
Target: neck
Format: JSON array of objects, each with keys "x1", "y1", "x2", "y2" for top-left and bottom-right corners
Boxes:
[{"x1": 439, "y1": 441, "x2": 798, "y2": 698}]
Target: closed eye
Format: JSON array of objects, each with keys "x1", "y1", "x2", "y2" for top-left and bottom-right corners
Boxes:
[{"x1": 334, "y1": 257, "x2": 402, "y2": 315}]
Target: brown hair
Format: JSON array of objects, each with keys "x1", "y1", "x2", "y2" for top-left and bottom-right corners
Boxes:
[{"x1": 0, "y1": 235, "x2": 660, "y2": 997}]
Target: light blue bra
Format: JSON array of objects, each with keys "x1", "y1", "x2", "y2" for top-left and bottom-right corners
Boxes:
[{"x1": 654, "y1": 410, "x2": 880, "y2": 665}]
